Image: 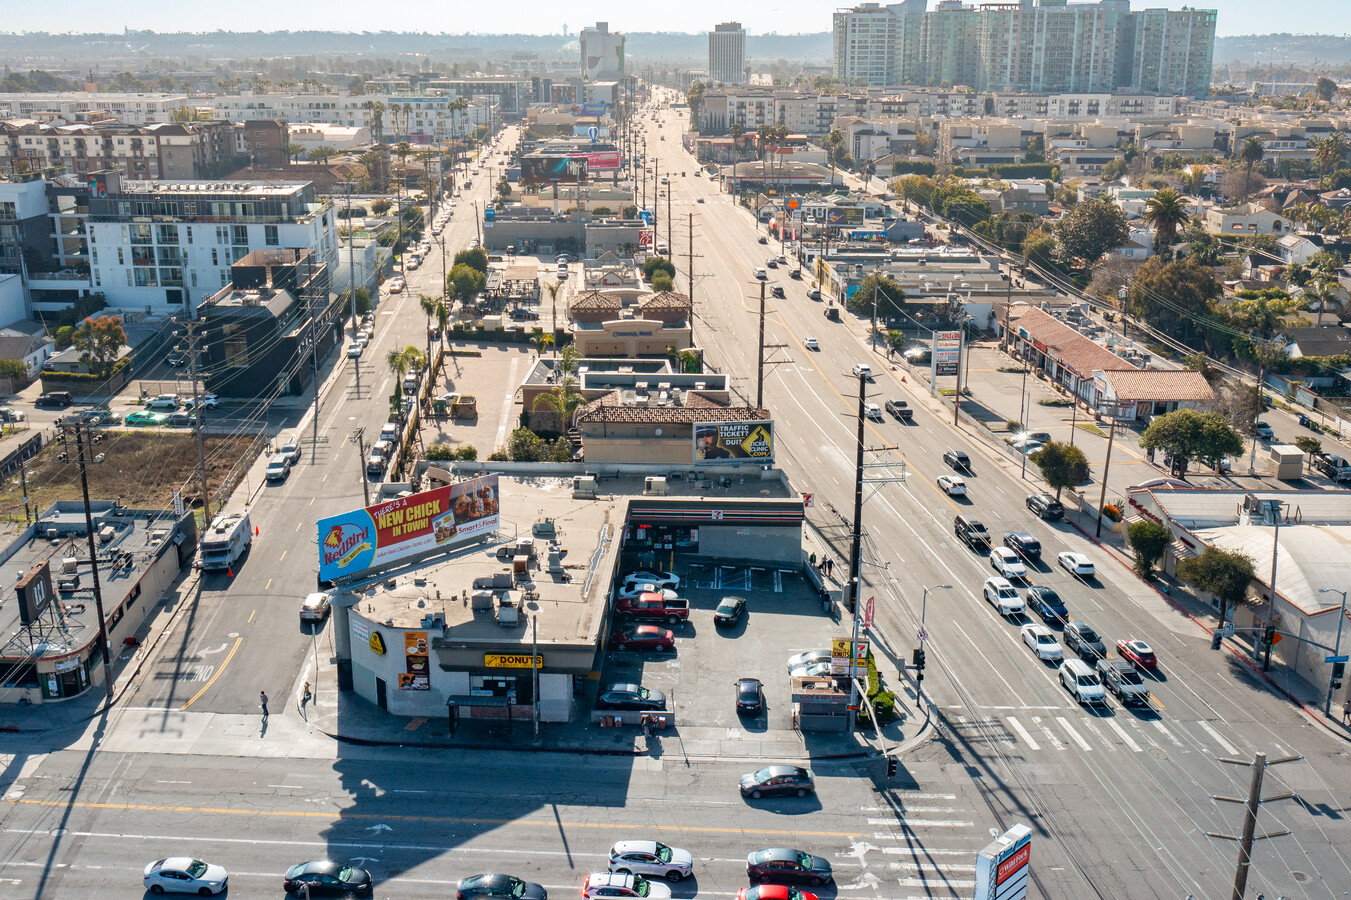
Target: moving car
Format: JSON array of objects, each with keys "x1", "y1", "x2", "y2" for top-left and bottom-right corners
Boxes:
[
  {"x1": 954, "y1": 515, "x2": 991, "y2": 550},
  {"x1": 770, "y1": 284, "x2": 785, "y2": 298},
  {"x1": 1063, "y1": 621, "x2": 1106, "y2": 658},
  {"x1": 851, "y1": 363, "x2": 873, "y2": 379},
  {"x1": 0, "y1": 406, "x2": 25, "y2": 423},
  {"x1": 300, "y1": 591, "x2": 331, "y2": 623},
  {"x1": 785, "y1": 649, "x2": 830, "y2": 673},
  {"x1": 937, "y1": 474, "x2": 966, "y2": 496},
  {"x1": 806, "y1": 288, "x2": 821, "y2": 301},
  {"x1": 740, "y1": 766, "x2": 814, "y2": 799},
  {"x1": 802, "y1": 337, "x2": 819, "y2": 351},
  {"x1": 1027, "y1": 586, "x2": 1068, "y2": 624},
  {"x1": 265, "y1": 453, "x2": 293, "y2": 482},
  {"x1": 758, "y1": 236, "x2": 768, "y2": 244},
  {"x1": 983, "y1": 577, "x2": 1025, "y2": 616},
  {"x1": 596, "y1": 683, "x2": 667, "y2": 711},
  {"x1": 989, "y1": 546, "x2": 1027, "y2": 579},
  {"x1": 943, "y1": 450, "x2": 971, "y2": 471},
  {"x1": 1059, "y1": 659, "x2": 1107, "y2": 706},
  {"x1": 611, "y1": 625, "x2": 675, "y2": 652},
  {"x1": 164, "y1": 413, "x2": 196, "y2": 428},
  {"x1": 1116, "y1": 638, "x2": 1158, "y2": 669},
  {"x1": 1026, "y1": 492, "x2": 1064, "y2": 520},
  {"x1": 1003, "y1": 532, "x2": 1041, "y2": 562},
  {"x1": 607, "y1": 841, "x2": 693, "y2": 882},
  {"x1": 1021, "y1": 624, "x2": 1063, "y2": 662},
  {"x1": 738, "y1": 886, "x2": 818, "y2": 900},
  {"x1": 1098, "y1": 658, "x2": 1150, "y2": 705},
  {"x1": 143, "y1": 857, "x2": 229, "y2": 895},
  {"x1": 735, "y1": 677, "x2": 764, "y2": 715},
  {"x1": 622, "y1": 571, "x2": 680, "y2": 592},
  {"x1": 865, "y1": 402, "x2": 884, "y2": 421},
  {"x1": 283, "y1": 860, "x2": 373, "y2": 896},
  {"x1": 754, "y1": 267, "x2": 767, "y2": 280},
  {"x1": 457, "y1": 874, "x2": 547, "y2": 900},
  {"x1": 126, "y1": 410, "x2": 168, "y2": 427},
  {"x1": 884, "y1": 398, "x2": 912, "y2": 420},
  {"x1": 714, "y1": 595, "x2": 747, "y2": 627},
  {"x1": 1057, "y1": 551, "x2": 1096, "y2": 578},
  {"x1": 745, "y1": 848, "x2": 832, "y2": 885}
]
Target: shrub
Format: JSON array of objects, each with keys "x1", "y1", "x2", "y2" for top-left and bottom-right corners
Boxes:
[
  {"x1": 1102, "y1": 504, "x2": 1123, "y2": 522},
  {"x1": 426, "y1": 444, "x2": 455, "y2": 461},
  {"x1": 651, "y1": 271, "x2": 674, "y2": 291},
  {"x1": 454, "y1": 445, "x2": 479, "y2": 461}
]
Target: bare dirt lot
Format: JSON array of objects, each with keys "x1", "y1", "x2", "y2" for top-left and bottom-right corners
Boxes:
[{"x1": 0, "y1": 431, "x2": 261, "y2": 518}]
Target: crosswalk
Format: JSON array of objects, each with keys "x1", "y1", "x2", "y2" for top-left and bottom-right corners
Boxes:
[
  {"x1": 944, "y1": 710, "x2": 1244, "y2": 756},
  {"x1": 840, "y1": 793, "x2": 989, "y2": 899}
]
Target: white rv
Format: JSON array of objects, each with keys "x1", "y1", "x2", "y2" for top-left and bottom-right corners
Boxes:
[{"x1": 200, "y1": 512, "x2": 252, "y2": 572}]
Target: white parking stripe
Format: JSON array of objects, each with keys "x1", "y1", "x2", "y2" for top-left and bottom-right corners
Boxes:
[
  {"x1": 1005, "y1": 716, "x2": 1041, "y2": 750},
  {"x1": 1106, "y1": 717, "x2": 1144, "y2": 752},
  {"x1": 1056, "y1": 716, "x2": 1093, "y2": 751},
  {"x1": 1154, "y1": 721, "x2": 1184, "y2": 747},
  {"x1": 1197, "y1": 720, "x2": 1239, "y2": 755}
]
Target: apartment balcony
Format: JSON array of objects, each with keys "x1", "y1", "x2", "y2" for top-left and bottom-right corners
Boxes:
[{"x1": 25, "y1": 270, "x2": 91, "y2": 289}]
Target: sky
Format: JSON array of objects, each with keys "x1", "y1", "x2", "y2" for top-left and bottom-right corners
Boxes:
[{"x1": 7, "y1": 1, "x2": 1347, "y2": 37}]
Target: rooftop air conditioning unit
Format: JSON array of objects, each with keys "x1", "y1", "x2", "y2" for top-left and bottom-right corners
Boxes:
[{"x1": 645, "y1": 476, "x2": 668, "y2": 495}]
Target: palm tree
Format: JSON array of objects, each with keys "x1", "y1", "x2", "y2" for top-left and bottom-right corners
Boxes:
[
  {"x1": 728, "y1": 121, "x2": 743, "y2": 156},
  {"x1": 285, "y1": 142, "x2": 306, "y2": 164},
  {"x1": 531, "y1": 367, "x2": 586, "y2": 435},
  {"x1": 1312, "y1": 132, "x2": 1348, "y2": 180},
  {"x1": 1143, "y1": 187, "x2": 1189, "y2": 253},
  {"x1": 1182, "y1": 163, "x2": 1208, "y2": 196},
  {"x1": 362, "y1": 100, "x2": 385, "y2": 144},
  {"x1": 418, "y1": 293, "x2": 439, "y2": 362},
  {"x1": 307, "y1": 144, "x2": 338, "y2": 164},
  {"x1": 401, "y1": 103, "x2": 414, "y2": 140},
  {"x1": 1237, "y1": 136, "x2": 1265, "y2": 201},
  {"x1": 543, "y1": 280, "x2": 564, "y2": 355}
]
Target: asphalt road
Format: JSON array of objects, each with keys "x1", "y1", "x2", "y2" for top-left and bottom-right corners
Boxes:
[{"x1": 640, "y1": 107, "x2": 1351, "y2": 900}]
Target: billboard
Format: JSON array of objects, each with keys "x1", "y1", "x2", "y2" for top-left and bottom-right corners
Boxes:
[
  {"x1": 974, "y1": 823, "x2": 1031, "y2": 900},
  {"x1": 572, "y1": 102, "x2": 608, "y2": 117},
  {"x1": 400, "y1": 631, "x2": 430, "y2": 691},
  {"x1": 693, "y1": 421, "x2": 774, "y2": 464},
  {"x1": 318, "y1": 476, "x2": 501, "y2": 582},
  {"x1": 574, "y1": 125, "x2": 614, "y2": 139},
  {"x1": 825, "y1": 207, "x2": 865, "y2": 227},
  {"x1": 933, "y1": 330, "x2": 962, "y2": 378},
  {"x1": 582, "y1": 150, "x2": 621, "y2": 170},
  {"x1": 521, "y1": 155, "x2": 589, "y2": 184}
]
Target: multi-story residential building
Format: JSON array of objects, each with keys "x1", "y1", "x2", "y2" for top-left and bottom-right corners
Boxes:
[
  {"x1": 420, "y1": 77, "x2": 534, "y2": 115},
  {"x1": 0, "y1": 93, "x2": 192, "y2": 126},
  {"x1": 241, "y1": 120, "x2": 290, "y2": 168},
  {"x1": 709, "y1": 23, "x2": 748, "y2": 85},
  {"x1": 0, "y1": 121, "x2": 240, "y2": 181},
  {"x1": 207, "y1": 91, "x2": 483, "y2": 144},
  {"x1": 831, "y1": 0, "x2": 1216, "y2": 97},
  {"x1": 581, "y1": 22, "x2": 625, "y2": 81},
  {"x1": 0, "y1": 175, "x2": 51, "y2": 278}
]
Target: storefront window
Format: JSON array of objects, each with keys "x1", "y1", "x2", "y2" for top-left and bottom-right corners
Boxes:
[{"x1": 625, "y1": 524, "x2": 699, "y2": 552}]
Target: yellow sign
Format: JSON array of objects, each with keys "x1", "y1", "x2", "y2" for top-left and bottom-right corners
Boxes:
[
  {"x1": 831, "y1": 637, "x2": 850, "y2": 658},
  {"x1": 370, "y1": 631, "x2": 387, "y2": 656},
  {"x1": 485, "y1": 653, "x2": 543, "y2": 669}
]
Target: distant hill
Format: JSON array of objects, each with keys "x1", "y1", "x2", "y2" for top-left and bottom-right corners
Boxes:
[{"x1": 1214, "y1": 34, "x2": 1351, "y2": 66}]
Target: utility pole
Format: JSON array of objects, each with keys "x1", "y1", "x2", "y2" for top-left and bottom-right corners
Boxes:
[
  {"x1": 1210, "y1": 751, "x2": 1299, "y2": 900},
  {"x1": 1095, "y1": 416, "x2": 1120, "y2": 538},
  {"x1": 756, "y1": 279, "x2": 767, "y2": 410},
  {"x1": 350, "y1": 428, "x2": 370, "y2": 507},
  {"x1": 1262, "y1": 501, "x2": 1286, "y2": 672},
  {"x1": 307, "y1": 278, "x2": 321, "y2": 454},
  {"x1": 869, "y1": 273, "x2": 880, "y2": 354},
  {"x1": 847, "y1": 372, "x2": 867, "y2": 615},
  {"x1": 686, "y1": 213, "x2": 695, "y2": 307},
  {"x1": 185, "y1": 321, "x2": 211, "y2": 518},
  {"x1": 532, "y1": 613, "x2": 540, "y2": 742},
  {"x1": 345, "y1": 182, "x2": 358, "y2": 336},
  {"x1": 69, "y1": 425, "x2": 114, "y2": 699},
  {"x1": 19, "y1": 460, "x2": 30, "y2": 523},
  {"x1": 952, "y1": 326, "x2": 966, "y2": 426}
]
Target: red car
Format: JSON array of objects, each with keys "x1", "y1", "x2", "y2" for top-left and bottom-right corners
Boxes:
[
  {"x1": 611, "y1": 624, "x2": 675, "y2": 652},
  {"x1": 1116, "y1": 638, "x2": 1158, "y2": 669},
  {"x1": 738, "y1": 886, "x2": 818, "y2": 900}
]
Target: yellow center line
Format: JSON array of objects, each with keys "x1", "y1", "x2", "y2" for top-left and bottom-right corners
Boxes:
[
  {"x1": 279, "y1": 550, "x2": 287, "y2": 562},
  {"x1": 265, "y1": 578, "x2": 272, "y2": 591},
  {"x1": 4, "y1": 797, "x2": 867, "y2": 838},
  {"x1": 178, "y1": 637, "x2": 242, "y2": 711}
]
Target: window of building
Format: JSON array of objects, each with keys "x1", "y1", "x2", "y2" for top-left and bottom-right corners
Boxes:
[
  {"x1": 231, "y1": 225, "x2": 248, "y2": 245},
  {"x1": 265, "y1": 225, "x2": 279, "y2": 246},
  {"x1": 222, "y1": 323, "x2": 249, "y2": 367}
]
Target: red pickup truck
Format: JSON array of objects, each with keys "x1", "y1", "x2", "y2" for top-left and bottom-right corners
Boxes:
[{"x1": 616, "y1": 591, "x2": 689, "y2": 625}]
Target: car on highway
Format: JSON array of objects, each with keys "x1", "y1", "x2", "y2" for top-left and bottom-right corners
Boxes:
[
  {"x1": 983, "y1": 577, "x2": 1025, "y2": 616},
  {"x1": 265, "y1": 453, "x2": 293, "y2": 482},
  {"x1": 740, "y1": 765, "x2": 814, "y2": 799},
  {"x1": 1116, "y1": 638, "x2": 1158, "y2": 669},
  {"x1": 611, "y1": 625, "x2": 675, "y2": 652},
  {"x1": 283, "y1": 860, "x2": 372, "y2": 896},
  {"x1": 937, "y1": 474, "x2": 966, "y2": 496},
  {"x1": 595, "y1": 683, "x2": 667, "y2": 711},
  {"x1": 943, "y1": 449, "x2": 971, "y2": 471},
  {"x1": 758, "y1": 236, "x2": 768, "y2": 244},
  {"x1": 785, "y1": 649, "x2": 830, "y2": 673},
  {"x1": 851, "y1": 363, "x2": 873, "y2": 379},
  {"x1": 788, "y1": 269, "x2": 802, "y2": 279},
  {"x1": 607, "y1": 841, "x2": 694, "y2": 882},
  {"x1": 300, "y1": 591, "x2": 331, "y2": 623},
  {"x1": 143, "y1": 857, "x2": 229, "y2": 895},
  {"x1": 1026, "y1": 492, "x2": 1064, "y2": 520},
  {"x1": 1027, "y1": 586, "x2": 1068, "y2": 624},
  {"x1": 803, "y1": 337, "x2": 819, "y2": 351},
  {"x1": 457, "y1": 874, "x2": 547, "y2": 900},
  {"x1": 806, "y1": 288, "x2": 821, "y2": 301},
  {"x1": 126, "y1": 410, "x2": 168, "y2": 427},
  {"x1": 738, "y1": 886, "x2": 818, "y2": 900},
  {"x1": 617, "y1": 582, "x2": 679, "y2": 602},
  {"x1": 770, "y1": 283, "x2": 785, "y2": 298},
  {"x1": 1059, "y1": 659, "x2": 1107, "y2": 706},
  {"x1": 166, "y1": 351, "x2": 187, "y2": 366},
  {"x1": 765, "y1": 259, "x2": 778, "y2": 269},
  {"x1": 714, "y1": 595, "x2": 747, "y2": 627},
  {"x1": 865, "y1": 402, "x2": 884, "y2": 421},
  {"x1": 582, "y1": 872, "x2": 671, "y2": 900},
  {"x1": 1003, "y1": 532, "x2": 1041, "y2": 562},
  {"x1": 954, "y1": 515, "x2": 991, "y2": 550},
  {"x1": 145, "y1": 394, "x2": 180, "y2": 411},
  {"x1": 884, "y1": 398, "x2": 912, "y2": 420},
  {"x1": 1057, "y1": 551, "x2": 1096, "y2": 578},
  {"x1": 622, "y1": 571, "x2": 680, "y2": 592},
  {"x1": 735, "y1": 677, "x2": 764, "y2": 715},
  {"x1": 745, "y1": 848, "x2": 832, "y2": 885},
  {"x1": 754, "y1": 267, "x2": 767, "y2": 279},
  {"x1": 989, "y1": 546, "x2": 1028, "y2": 580},
  {"x1": 1021, "y1": 624, "x2": 1064, "y2": 662},
  {"x1": 1063, "y1": 621, "x2": 1107, "y2": 658},
  {"x1": 1098, "y1": 658, "x2": 1150, "y2": 705}
]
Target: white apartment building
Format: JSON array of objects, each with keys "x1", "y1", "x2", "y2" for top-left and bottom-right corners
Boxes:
[
  {"x1": 709, "y1": 22, "x2": 748, "y2": 85},
  {"x1": 287, "y1": 123, "x2": 372, "y2": 152},
  {"x1": 208, "y1": 91, "x2": 483, "y2": 143},
  {"x1": 581, "y1": 22, "x2": 626, "y2": 81},
  {"x1": 0, "y1": 93, "x2": 191, "y2": 126}
]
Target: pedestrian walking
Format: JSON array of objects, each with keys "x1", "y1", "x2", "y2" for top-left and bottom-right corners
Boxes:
[
  {"x1": 260, "y1": 690, "x2": 269, "y2": 719},
  {"x1": 1343, "y1": 698, "x2": 1350, "y2": 727}
]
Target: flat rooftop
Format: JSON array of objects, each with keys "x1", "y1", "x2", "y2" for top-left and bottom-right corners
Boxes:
[{"x1": 117, "y1": 180, "x2": 309, "y2": 196}]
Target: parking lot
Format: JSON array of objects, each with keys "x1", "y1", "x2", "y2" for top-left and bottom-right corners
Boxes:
[{"x1": 600, "y1": 559, "x2": 837, "y2": 732}]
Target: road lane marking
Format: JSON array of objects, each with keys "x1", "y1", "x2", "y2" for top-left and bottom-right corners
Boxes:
[
  {"x1": 1055, "y1": 716, "x2": 1092, "y2": 751},
  {"x1": 177, "y1": 636, "x2": 242, "y2": 711},
  {"x1": 1005, "y1": 716, "x2": 1040, "y2": 750},
  {"x1": 1197, "y1": 720, "x2": 1238, "y2": 755},
  {"x1": 1080, "y1": 720, "x2": 1115, "y2": 752},
  {"x1": 264, "y1": 578, "x2": 272, "y2": 591},
  {"x1": 1153, "y1": 721, "x2": 1184, "y2": 747},
  {"x1": 869, "y1": 818, "x2": 973, "y2": 828},
  {"x1": 1032, "y1": 716, "x2": 1065, "y2": 750},
  {"x1": 1105, "y1": 718, "x2": 1143, "y2": 752},
  {"x1": 279, "y1": 550, "x2": 286, "y2": 562}
]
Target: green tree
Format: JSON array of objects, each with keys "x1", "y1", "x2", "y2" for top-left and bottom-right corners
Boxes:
[
  {"x1": 453, "y1": 247, "x2": 489, "y2": 273},
  {"x1": 651, "y1": 271, "x2": 675, "y2": 291},
  {"x1": 447, "y1": 263, "x2": 487, "y2": 303},
  {"x1": 1053, "y1": 197, "x2": 1129, "y2": 266},
  {"x1": 307, "y1": 144, "x2": 338, "y2": 164},
  {"x1": 1225, "y1": 288, "x2": 1305, "y2": 339},
  {"x1": 1176, "y1": 547, "x2": 1255, "y2": 629},
  {"x1": 418, "y1": 293, "x2": 440, "y2": 359},
  {"x1": 505, "y1": 425, "x2": 548, "y2": 461},
  {"x1": 1126, "y1": 519, "x2": 1172, "y2": 578},
  {"x1": 1139, "y1": 409, "x2": 1243, "y2": 476},
  {"x1": 71, "y1": 315, "x2": 126, "y2": 378},
  {"x1": 370, "y1": 198, "x2": 391, "y2": 215},
  {"x1": 1022, "y1": 228, "x2": 1058, "y2": 270},
  {"x1": 1029, "y1": 441, "x2": 1090, "y2": 500},
  {"x1": 1143, "y1": 187, "x2": 1189, "y2": 252},
  {"x1": 1315, "y1": 76, "x2": 1336, "y2": 103},
  {"x1": 642, "y1": 256, "x2": 676, "y2": 281},
  {"x1": 1126, "y1": 257, "x2": 1222, "y2": 346},
  {"x1": 1293, "y1": 435, "x2": 1323, "y2": 472},
  {"x1": 54, "y1": 325, "x2": 75, "y2": 350},
  {"x1": 1312, "y1": 133, "x2": 1348, "y2": 179},
  {"x1": 846, "y1": 273, "x2": 906, "y2": 319},
  {"x1": 542, "y1": 280, "x2": 564, "y2": 351},
  {"x1": 285, "y1": 142, "x2": 306, "y2": 164},
  {"x1": 1237, "y1": 136, "x2": 1265, "y2": 201},
  {"x1": 1100, "y1": 158, "x2": 1129, "y2": 182}
]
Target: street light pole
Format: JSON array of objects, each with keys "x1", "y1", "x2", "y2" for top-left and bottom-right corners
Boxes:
[
  {"x1": 1319, "y1": 588, "x2": 1348, "y2": 717},
  {"x1": 917, "y1": 584, "x2": 952, "y2": 702}
]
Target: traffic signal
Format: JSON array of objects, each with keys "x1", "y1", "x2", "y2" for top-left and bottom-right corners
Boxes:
[
  {"x1": 886, "y1": 756, "x2": 897, "y2": 778},
  {"x1": 1210, "y1": 632, "x2": 1223, "y2": 651},
  {"x1": 912, "y1": 647, "x2": 927, "y2": 670},
  {"x1": 1263, "y1": 624, "x2": 1277, "y2": 648},
  {"x1": 1333, "y1": 661, "x2": 1346, "y2": 690}
]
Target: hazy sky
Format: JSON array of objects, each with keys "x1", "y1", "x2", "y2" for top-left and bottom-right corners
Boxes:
[{"x1": 8, "y1": 1, "x2": 1345, "y2": 37}]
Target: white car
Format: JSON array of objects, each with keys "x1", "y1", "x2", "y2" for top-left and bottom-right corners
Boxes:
[
  {"x1": 608, "y1": 840, "x2": 694, "y2": 881},
  {"x1": 865, "y1": 402, "x2": 884, "y2": 421},
  {"x1": 617, "y1": 582, "x2": 679, "y2": 602},
  {"x1": 622, "y1": 571, "x2": 679, "y2": 591},
  {"x1": 144, "y1": 394, "x2": 180, "y2": 411},
  {"x1": 583, "y1": 873, "x2": 672, "y2": 900},
  {"x1": 852, "y1": 363, "x2": 873, "y2": 379},
  {"x1": 989, "y1": 546, "x2": 1028, "y2": 579},
  {"x1": 143, "y1": 857, "x2": 229, "y2": 895},
  {"x1": 790, "y1": 661, "x2": 833, "y2": 678},
  {"x1": 786, "y1": 649, "x2": 831, "y2": 673},
  {"x1": 346, "y1": 342, "x2": 364, "y2": 359},
  {"x1": 937, "y1": 475, "x2": 966, "y2": 496},
  {"x1": 1058, "y1": 551, "x2": 1096, "y2": 578},
  {"x1": 983, "y1": 577, "x2": 1025, "y2": 616},
  {"x1": 803, "y1": 337, "x2": 819, "y2": 351},
  {"x1": 180, "y1": 393, "x2": 219, "y2": 411},
  {"x1": 1021, "y1": 624, "x2": 1063, "y2": 661}
]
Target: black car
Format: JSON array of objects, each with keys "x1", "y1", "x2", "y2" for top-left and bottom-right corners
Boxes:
[
  {"x1": 596, "y1": 683, "x2": 668, "y2": 711},
  {"x1": 944, "y1": 450, "x2": 971, "y2": 471},
  {"x1": 509, "y1": 307, "x2": 540, "y2": 321},
  {"x1": 1064, "y1": 621, "x2": 1106, "y2": 658},
  {"x1": 903, "y1": 346, "x2": 931, "y2": 365},
  {"x1": 735, "y1": 677, "x2": 764, "y2": 715},
  {"x1": 1027, "y1": 586, "x2": 1068, "y2": 624},
  {"x1": 714, "y1": 595, "x2": 747, "y2": 627},
  {"x1": 745, "y1": 848, "x2": 832, "y2": 885},
  {"x1": 954, "y1": 515, "x2": 990, "y2": 550},
  {"x1": 1026, "y1": 493, "x2": 1064, "y2": 520},
  {"x1": 1003, "y1": 532, "x2": 1042, "y2": 562},
  {"x1": 34, "y1": 391, "x2": 72, "y2": 409},
  {"x1": 458, "y1": 874, "x2": 547, "y2": 900},
  {"x1": 740, "y1": 765, "x2": 815, "y2": 799},
  {"x1": 284, "y1": 860, "x2": 373, "y2": 896}
]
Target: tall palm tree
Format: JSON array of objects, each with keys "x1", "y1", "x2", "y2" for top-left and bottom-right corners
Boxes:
[
  {"x1": 285, "y1": 142, "x2": 306, "y2": 164},
  {"x1": 1312, "y1": 132, "x2": 1348, "y2": 180},
  {"x1": 418, "y1": 293, "x2": 439, "y2": 362},
  {"x1": 1143, "y1": 187, "x2": 1189, "y2": 253},
  {"x1": 543, "y1": 280, "x2": 564, "y2": 356},
  {"x1": 728, "y1": 121, "x2": 743, "y2": 156},
  {"x1": 307, "y1": 144, "x2": 338, "y2": 164},
  {"x1": 363, "y1": 100, "x2": 385, "y2": 144},
  {"x1": 402, "y1": 103, "x2": 414, "y2": 140},
  {"x1": 1237, "y1": 136, "x2": 1265, "y2": 201}
]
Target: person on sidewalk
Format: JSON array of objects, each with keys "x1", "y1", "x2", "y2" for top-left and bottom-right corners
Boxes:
[
  {"x1": 260, "y1": 690, "x2": 269, "y2": 719},
  {"x1": 1343, "y1": 699, "x2": 1350, "y2": 727}
]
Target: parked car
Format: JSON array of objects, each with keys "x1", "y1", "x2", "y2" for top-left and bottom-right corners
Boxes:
[
  {"x1": 1254, "y1": 421, "x2": 1274, "y2": 440},
  {"x1": 1057, "y1": 551, "x2": 1096, "y2": 578},
  {"x1": 785, "y1": 649, "x2": 830, "y2": 673},
  {"x1": 1011, "y1": 438, "x2": 1044, "y2": 455},
  {"x1": 1013, "y1": 430, "x2": 1052, "y2": 445},
  {"x1": 300, "y1": 591, "x2": 331, "y2": 623},
  {"x1": 622, "y1": 571, "x2": 680, "y2": 592},
  {"x1": 1063, "y1": 621, "x2": 1106, "y2": 658},
  {"x1": 457, "y1": 874, "x2": 547, "y2": 900},
  {"x1": 611, "y1": 625, "x2": 675, "y2": 652},
  {"x1": 1026, "y1": 493, "x2": 1063, "y2": 520},
  {"x1": 347, "y1": 342, "x2": 364, "y2": 359},
  {"x1": 735, "y1": 677, "x2": 764, "y2": 715},
  {"x1": 265, "y1": 453, "x2": 292, "y2": 482},
  {"x1": 34, "y1": 391, "x2": 73, "y2": 409},
  {"x1": 806, "y1": 288, "x2": 821, "y2": 301},
  {"x1": 789, "y1": 661, "x2": 832, "y2": 678},
  {"x1": 937, "y1": 475, "x2": 966, "y2": 496},
  {"x1": 278, "y1": 442, "x2": 302, "y2": 465},
  {"x1": 989, "y1": 547, "x2": 1028, "y2": 580},
  {"x1": 943, "y1": 450, "x2": 971, "y2": 471},
  {"x1": 740, "y1": 766, "x2": 814, "y2": 799},
  {"x1": 1116, "y1": 638, "x2": 1158, "y2": 669},
  {"x1": 1003, "y1": 532, "x2": 1041, "y2": 562},
  {"x1": 180, "y1": 394, "x2": 219, "y2": 411},
  {"x1": 983, "y1": 577, "x2": 1025, "y2": 616},
  {"x1": 126, "y1": 411, "x2": 167, "y2": 427},
  {"x1": 745, "y1": 848, "x2": 832, "y2": 885},
  {"x1": 283, "y1": 860, "x2": 372, "y2": 896},
  {"x1": 617, "y1": 583, "x2": 679, "y2": 602},
  {"x1": 714, "y1": 595, "x2": 747, "y2": 627},
  {"x1": 607, "y1": 841, "x2": 693, "y2": 882},
  {"x1": 143, "y1": 857, "x2": 229, "y2": 895},
  {"x1": 145, "y1": 394, "x2": 180, "y2": 411},
  {"x1": 596, "y1": 683, "x2": 667, "y2": 711},
  {"x1": 164, "y1": 413, "x2": 197, "y2": 428},
  {"x1": 1027, "y1": 586, "x2": 1068, "y2": 624},
  {"x1": 582, "y1": 873, "x2": 670, "y2": 900}
]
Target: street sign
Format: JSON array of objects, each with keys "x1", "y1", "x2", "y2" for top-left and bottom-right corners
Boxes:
[
  {"x1": 917, "y1": 627, "x2": 928, "y2": 641},
  {"x1": 802, "y1": 492, "x2": 813, "y2": 508},
  {"x1": 1326, "y1": 655, "x2": 1350, "y2": 664}
]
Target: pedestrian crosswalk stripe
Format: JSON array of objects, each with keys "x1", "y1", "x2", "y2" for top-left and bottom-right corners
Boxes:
[
  {"x1": 1032, "y1": 716, "x2": 1065, "y2": 750},
  {"x1": 1080, "y1": 719, "x2": 1116, "y2": 752},
  {"x1": 1005, "y1": 715, "x2": 1040, "y2": 750},
  {"x1": 880, "y1": 848, "x2": 978, "y2": 857},
  {"x1": 1106, "y1": 717, "x2": 1144, "y2": 752},
  {"x1": 1197, "y1": 720, "x2": 1238, "y2": 755},
  {"x1": 1056, "y1": 716, "x2": 1093, "y2": 751},
  {"x1": 1154, "y1": 720, "x2": 1184, "y2": 747},
  {"x1": 869, "y1": 818, "x2": 973, "y2": 827}
]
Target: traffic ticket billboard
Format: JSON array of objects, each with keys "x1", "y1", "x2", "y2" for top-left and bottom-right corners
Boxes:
[{"x1": 693, "y1": 421, "x2": 774, "y2": 464}]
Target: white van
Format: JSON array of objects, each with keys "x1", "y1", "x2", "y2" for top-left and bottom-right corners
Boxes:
[{"x1": 1059, "y1": 659, "x2": 1107, "y2": 706}]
